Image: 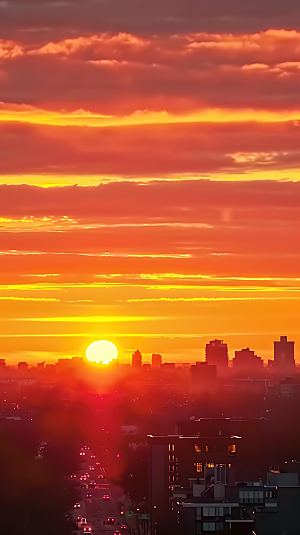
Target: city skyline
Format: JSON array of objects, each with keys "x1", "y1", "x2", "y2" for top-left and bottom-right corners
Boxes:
[{"x1": 0, "y1": 335, "x2": 296, "y2": 368}]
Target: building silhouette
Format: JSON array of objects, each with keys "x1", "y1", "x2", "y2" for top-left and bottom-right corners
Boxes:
[
  {"x1": 233, "y1": 347, "x2": 263, "y2": 371},
  {"x1": 18, "y1": 362, "x2": 28, "y2": 374},
  {"x1": 273, "y1": 336, "x2": 295, "y2": 371},
  {"x1": 191, "y1": 361, "x2": 217, "y2": 395},
  {"x1": 132, "y1": 349, "x2": 142, "y2": 368},
  {"x1": 152, "y1": 353, "x2": 162, "y2": 368},
  {"x1": 205, "y1": 339, "x2": 228, "y2": 368}
]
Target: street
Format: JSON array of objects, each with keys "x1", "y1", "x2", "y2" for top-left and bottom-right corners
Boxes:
[{"x1": 71, "y1": 447, "x2": 138, "y2": 535}]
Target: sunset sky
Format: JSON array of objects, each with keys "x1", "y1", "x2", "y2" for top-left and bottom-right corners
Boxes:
[{"x1": 1, "y1": 0, "x2": 300, "y2": 364}]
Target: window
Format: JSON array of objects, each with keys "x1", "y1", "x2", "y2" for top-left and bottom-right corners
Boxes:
[
  {"x1": 228, "y1": 444, "x2": 236, "y2": 454},
  {"x1": 169, "y1": 455, "x2": 175, "y2": 462},
  {"x1": 239, "y1": 490, "x2": 265, "y2": 504},
  {"x1": 206, "y1": 463, "x2": 215, "y2": 468},
  {"x1": 205, "y1": 445, "x2": 209, "y2": 452},
  {"x1": 203, "y1": 522, "x2": 216, "y2": 531},
  {"x1": 169, "y1": 475, "x2": 175, "y2": 482},
  {"x1": 203, "y1": 507, "x2": 223, "y2": 518},
  {"x1": 195, "y1": 444, "x2": 202, "y2": 453},
  {"x1": 169, "y1": 465, "x2": 175, "y2": 472},
  {"x1": 266, "y1": 490, "x2": 277, "y2": 499},
  {"x1": 218, "y1": 430, "x2": 222, "y2": 436},
  {"x1": 194, "y1": 462, "x2": 203, "y2": 473},
  {"x1": 169, "y1": 444, "x2": 175, "y2": 452}
]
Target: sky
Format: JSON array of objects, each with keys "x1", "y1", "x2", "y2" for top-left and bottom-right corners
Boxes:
[{"x1": 0, "y1": 0, "x2": 300, "y2": 364}]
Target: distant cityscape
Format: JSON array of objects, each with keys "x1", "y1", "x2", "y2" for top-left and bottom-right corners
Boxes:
[
  {"x1": 2, "y1": 333, "x2": 300, "y2": 535},
  {"x1": 1, "y1": 334, "x2": 297, "y2": 380}
]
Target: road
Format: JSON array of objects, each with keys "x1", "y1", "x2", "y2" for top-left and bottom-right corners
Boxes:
[{"x1": 71, "y1": 447, "x2": 138, "y2": 535}]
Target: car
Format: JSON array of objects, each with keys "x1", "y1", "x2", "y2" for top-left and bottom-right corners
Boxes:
[
  {"x1": 80, "y1": 451, "x2": 86, "y2": 456},
  {"x1": 77, "y1": 516, "x2": 82, "y2": 522},
  {"x1": 107, "y1": 518, "x2": 115, "y2": 524},
  {"x1": 98, "y1": 474, "x2": 104, "y2": 479},
  {"x1": 89, "y1": 481, "x2": 96, "y2": 488},
  {"x1": 90, "y1": 454, "x2": 96, "y2": 459},
  {"x1": 103, "y1": 495, "x2": 110, "y2": 501},
  {"x1": 120, "y1": 526, "x2": 128, "y2": 530},
  {"x1": 95, "y1": 462, "x2": 101, "y2": 466},
  {"x1": 83, "y1": 528, "x2": 92, "y2": 533},
  {"x1": 114, "y1": 532, "x2": 121, "y2": 535},
  {"x1": 80, "y1": 518, "x2": 87, "y2": 526},
  {"x1": 74, "y1": 503, "x2": 81, "y2": 509},
  {"x1": 86, "y1": 492, "x2": 92, "y2": 498},
  {"x1": 89, "y1": 466, "x2": 95, "y2": 471}
]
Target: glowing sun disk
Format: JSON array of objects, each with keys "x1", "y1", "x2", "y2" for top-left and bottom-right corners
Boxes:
[{"x1": 86, "y1": 340, "x2": 118, "y2": 364}]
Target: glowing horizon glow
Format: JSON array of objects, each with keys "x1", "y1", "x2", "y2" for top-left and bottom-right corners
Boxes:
[{"x1": 85, "y1": 340, "x2": 118, "y2": 365}]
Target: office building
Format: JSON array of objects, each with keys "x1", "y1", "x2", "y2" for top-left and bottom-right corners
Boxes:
[
  {"x1": 233, "y1": 347, "x2": 263, "y2": 372},
  {"x1": 18, "y1": 362, "x2": 29, "y2": 375},
  {"x1": 148, "y1": 421, "x2": 240, "y2": 534},
  {"x1": 205, "y1": 339, "x2": 228, "y2": 368},
  {"x1": 273, "y1": 336, "x2": 295, "y2": 371},
  {"x1": 190, "y1": 362, "x2": 217, "y2": 395},
  {"x1": 152, "y1": 353, "x2": 162, "y2": 368},
  {"x1": 132, "y1": 349, "x2": 142, "y2": 368}
]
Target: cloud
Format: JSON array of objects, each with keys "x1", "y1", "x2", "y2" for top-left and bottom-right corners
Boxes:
[
  {"x1": 126, "y1": 296, "x2": 300, "y2": 302},
  {"x1": 11, "y1": 315, "x2": 167, "y2": 322},
  {"x1": 0, "y1": 296, "x2": 59, "y2": 301},
  {"x1": 1, "y1": 30, "x2": 300, "y2": 116},
  {"x1": 0, "y1": 121, "x2": 300, "y2": 177},
  {"x1": 1, "y1": 1, "x2": 300, "y2": 42}
]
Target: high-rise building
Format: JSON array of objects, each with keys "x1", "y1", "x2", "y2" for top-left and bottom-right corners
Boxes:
[
  {"x1": 18, "y1": 362, "x2": 29, "y2": 375},
  {"x1": 148, "y1": 422, "x2": 239, "y2": 534},
  {"x1": 0, "y1": 359, "x2": 6, "y2": 377},
  {"x1": 273, "y1": 336, "x2": 295, "y2": 371},
  {"x1": 132, "y1": 349, "x2": 142, "y2": 368},
  {"x1": 233, "y1": 347, "x2": 264, "y2": 371},
  {"x1": 205, "y1": 339, "x2": 228, "y2": 368},
  {"x1": 191, "y1": 361, "x2": 217, "y2": 395},
  {"x1": 152, "y1": 353, "x2": 162, "y2": 368}
]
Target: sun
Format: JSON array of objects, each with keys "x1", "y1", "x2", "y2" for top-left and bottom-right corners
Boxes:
[{"x1": 86, "y1": 340, "x2": 118, "y2": 365}]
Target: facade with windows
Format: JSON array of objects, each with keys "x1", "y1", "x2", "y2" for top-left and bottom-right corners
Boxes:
[{"x1": 148, "y1": 430, "x2": 241, "y2": 535}]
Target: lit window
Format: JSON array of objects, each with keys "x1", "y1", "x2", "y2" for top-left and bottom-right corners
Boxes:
[
  {"x1": 228, "y1": 444, "x2": 236, "y2": 453},
  {"x1": 169, "y1": 455, "x2": 175, "y2": 462},
  {"x1": 169, "y1": 465, "x2": 175, "y2": 472},
  {"x1": 169, "y1": 475, "x2": 175, "y2": 482},
  {"x1": 205, "y1": 445, "x2": 209, "y2": 452},
  {"x1": 195, "y1": 444, "x2": 202, "y2": 453},
  {"x1": 206, "y1": 463, "x2": 215, "y2": 468},
  {"x1": 194, "y1": 462, "x2": 203, "y2": 473},
  {"x1": 169, "y1": 444, "x2": 175, "y2": 452}
]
